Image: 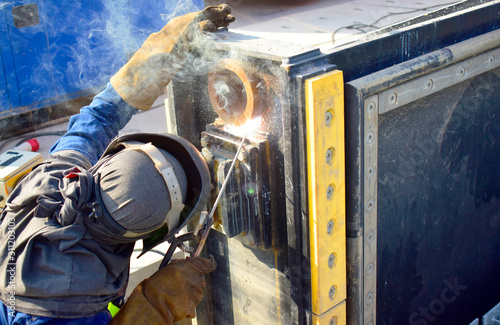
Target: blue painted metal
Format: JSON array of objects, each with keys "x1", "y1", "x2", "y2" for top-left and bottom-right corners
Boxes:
[
  {"x1": 7, "y1": 0, "x2": 55, "y2": 107},
  {"x1": 0, "y1": 23, "x2": 11, "y2": 113},
  {"x1": 0, "y1": 0, "x2": 202, "y2": 119},
  {"x1": 0, "y1": 2, "x2": 21, "y2": 111}
]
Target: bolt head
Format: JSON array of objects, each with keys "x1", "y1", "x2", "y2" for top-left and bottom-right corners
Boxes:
[
  {"x1": 326, "y1": 148, "x2": 334, "y2": 164},
  {"x1": 329, "y1": 286, "x2": 336, "y2": 300},
  {"x1": 367, "y1": 166, "x2": 375, "y2": 178},
  {"x1": 325, "y1": 110, "x2": 334, "y2": 126},
  {"x1": 328, "y1": 253, "x2": 336, "y2": 268},
  {"x1": 487, "y1": 55, "x2": 495, "y2": 66},
  {"x1": 425, "y1": 79, "x2": 433, "y2": 91},
  {"x1": 327, "y1": 185, "x2": 335, "y2": 200},
  {"x1": 366, "y1": 131, "x2": 375, "y2": 144},
  {"x1": 367, "y1": 101, "x2": 376, "y2": 114},
  {"x1": 327, "y1": 220, "x2": 334, "y2": 234},
  {"x1": 389, "y1": 93, "x2": 397, "y2": 105},
  {"x1": 366, "y1": 292, "x2": 374, "y2": 303},
  {"x1": 367, "y1": 232, "x2": 375, "y2": 244},
  {"x1": 367, "y1": 262, "x2": 374, "y2": 275}
]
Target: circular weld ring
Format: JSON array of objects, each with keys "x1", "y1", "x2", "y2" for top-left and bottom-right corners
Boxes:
[{"x1": 207, "y1": 59, "x2": 263, "y2": 126}]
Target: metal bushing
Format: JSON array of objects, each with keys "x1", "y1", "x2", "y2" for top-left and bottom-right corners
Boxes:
[{"x1": 207, "y1": 59, "x2": 264, "y2": 126}]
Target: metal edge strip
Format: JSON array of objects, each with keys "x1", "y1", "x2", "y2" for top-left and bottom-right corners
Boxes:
[
  {"x1": 379, "y1": 46, "x2": 500, "y2": 114},
  {"x1": 363, "y1": 95, "x2": 378, "y2": 325}
]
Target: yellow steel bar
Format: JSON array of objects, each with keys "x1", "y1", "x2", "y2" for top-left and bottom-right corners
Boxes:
[
  {"x1": 312, "y1": 301, "x2": 347, "y2": 325},
  {"x1": 305, "y1": 69, "x2": 346, "y2": 320}
]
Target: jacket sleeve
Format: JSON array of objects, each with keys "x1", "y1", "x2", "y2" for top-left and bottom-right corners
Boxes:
[{"x1": 49, "y1": 82, "x2": 138, "y2": 165}]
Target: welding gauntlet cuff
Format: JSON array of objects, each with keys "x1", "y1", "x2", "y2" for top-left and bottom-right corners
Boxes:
[
  {"x1": 108, "y1": 257, "x2": 216, "y2": 325},
  {"x1": 110, "y1": 5, "x2": 235, "y2": 111}
]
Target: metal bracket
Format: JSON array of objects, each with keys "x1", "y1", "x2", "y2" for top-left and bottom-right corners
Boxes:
[{"x1": 363, "y1": 95, "x2": 378, "y2": 325}]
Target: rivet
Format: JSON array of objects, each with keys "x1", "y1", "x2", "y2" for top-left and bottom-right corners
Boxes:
[
  {"x1": 325, "y1": 109, "x2": 334, "y2": 126},
  {"x1": 328, "y1": 253, "x2": 336, "y2": 268},
  {"x1": 366, "y1": 200, "x2": 374, "y2": 211},
  {"x1": 366, "y1": 131, "x2": 375, "y2": 144},
  {"x1": 367, "y1": 101, "x2": 376, "y2": 115},
  {"x1": 327, "y1": 184, "x2": 335, "y2": 200},
  {"x1": 367, "y1": 262, "x2": 374, "y2": 275},
  {"x1": 367, "y1": 232, "x2": 375, "y2": 244},
  {"x1": 487, "y1": 55, "x2": 495, "y2": 66},
  {"x1": 326, "y1": 147, "x2": 335, "y2": 164},
  {"x1": 329, "y1": 286, "x2": 336, "y2": 300},
  {"x1": 327, "y1": 220, "x2": 334, "y2": 235},
  {"x1": 330, "y1": 316, "x2": 337, "y2": 325},
  {"x1": 389, "y1": 92, "x2": 397, "y2": 105},
  {"x1": 457, "y1": 66, "x2": 466, "y2": 78},
  {"x1": 424, "y1": 79, "x2": 433, "y2": 91},
  {"x1": 366, "y1": 292, "x2": 374, "y2": 304},
  {"x1": 367, "y1": 166, "x2": 375, "y2": 178}
]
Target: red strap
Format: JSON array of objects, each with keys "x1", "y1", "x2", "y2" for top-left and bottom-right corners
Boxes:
[{"x1": 64, "y1": 167, "x2": 82, "y2": 178}]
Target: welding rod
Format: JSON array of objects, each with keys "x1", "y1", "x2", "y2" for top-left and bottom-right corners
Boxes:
[{"x1": 193, "y1": 129, "x2": 250, "y2": 257}]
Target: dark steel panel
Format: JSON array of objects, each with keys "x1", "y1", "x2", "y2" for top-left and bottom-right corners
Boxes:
[
  {"x1": 345, "y1": 33, "x2": 500, "y2": 322},
  {"x1": 376, "y1": 71, "x2": 500, "y2": 324}
]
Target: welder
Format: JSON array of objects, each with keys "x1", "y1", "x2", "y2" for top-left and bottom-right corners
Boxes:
[{"x1": 0, "y1": 5, "x2": 235, "y2": 325}]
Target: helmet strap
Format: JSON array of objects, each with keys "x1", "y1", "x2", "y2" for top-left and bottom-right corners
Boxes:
[{"x1": 119, "y1": 141, "x2": 185, "y2": 231}]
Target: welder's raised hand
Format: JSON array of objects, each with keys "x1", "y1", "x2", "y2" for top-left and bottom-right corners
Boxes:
[
  {"x1": 111, "y1": 5, "x2": 235, "y2": 111},
  {"x1": 108, "y1": 257, "x2": 217, "y2": 325}
]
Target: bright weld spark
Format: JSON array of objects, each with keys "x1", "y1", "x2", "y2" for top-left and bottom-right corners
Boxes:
[{"x1": 224, "y1": 116, "x2": 263, "y2": 136}]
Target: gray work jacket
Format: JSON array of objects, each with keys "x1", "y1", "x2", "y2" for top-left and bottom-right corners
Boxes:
[{"x1": 0, "y1": 150, "x2": 134, "y2": 318}]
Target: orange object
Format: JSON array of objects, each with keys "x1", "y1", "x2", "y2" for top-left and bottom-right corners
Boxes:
[{"x1": 207, "y1": 59, "x2": 264, "y2": 126}]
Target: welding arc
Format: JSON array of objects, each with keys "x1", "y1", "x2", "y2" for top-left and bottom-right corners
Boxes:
[{"x1": 193, "y1": 129, "x2": 249, "y2": 257}]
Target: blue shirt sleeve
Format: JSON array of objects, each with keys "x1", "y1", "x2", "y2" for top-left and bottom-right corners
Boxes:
[{"x1": 50, "y1": 83, "x2": 138, "y2": 165}]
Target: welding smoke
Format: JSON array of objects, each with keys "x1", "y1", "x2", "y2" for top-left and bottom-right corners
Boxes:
[
  {"x1": 0, "y1": 0, "x2": 205, "y2": 139},
  {"x1": 213, "y1": 80, "x2": 231, "y2": 111}
]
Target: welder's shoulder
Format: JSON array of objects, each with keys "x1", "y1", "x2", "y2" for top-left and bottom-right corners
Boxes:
[{"x1": 43, "y1": 150, "x2": 93, "y2": 171}]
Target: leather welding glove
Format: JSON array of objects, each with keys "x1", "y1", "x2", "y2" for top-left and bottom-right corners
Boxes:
[
  {"x1": 108, "y1": 256, "x2": 216, "y2": 325},
  {"x1": 111, "y1": 5, "x2": 235, "y2": 110}
]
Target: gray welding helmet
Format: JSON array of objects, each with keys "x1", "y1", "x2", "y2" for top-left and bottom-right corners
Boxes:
[{"x1": 90, "y1": 133, "x2": 211, "y2": 253}]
